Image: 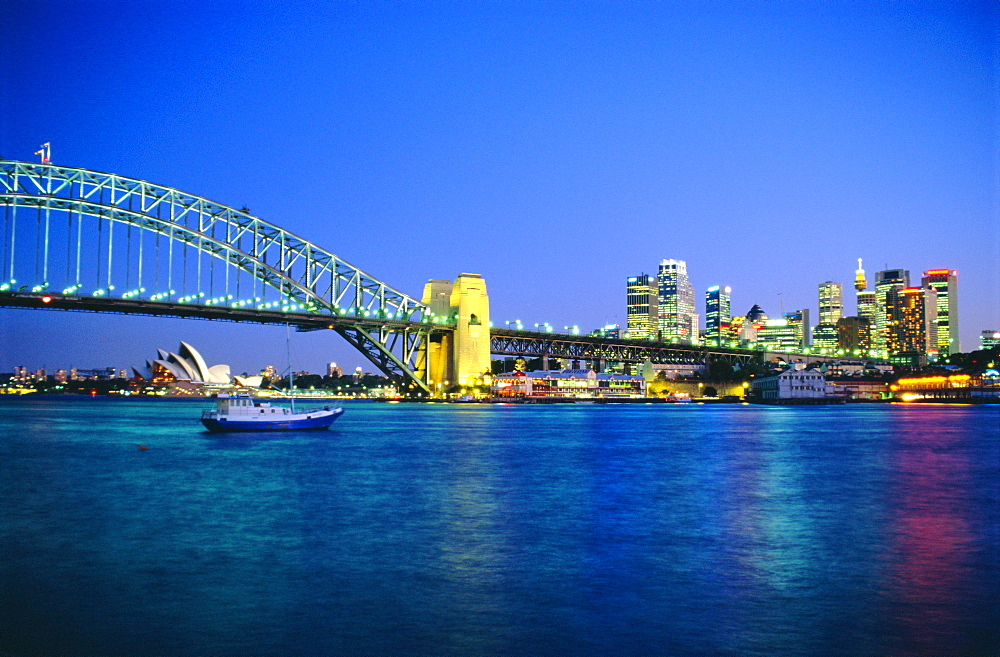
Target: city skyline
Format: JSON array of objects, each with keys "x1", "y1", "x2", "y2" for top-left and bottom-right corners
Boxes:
[{"x1": 2, "y1": 2, "x2": 997, "y2": 374}]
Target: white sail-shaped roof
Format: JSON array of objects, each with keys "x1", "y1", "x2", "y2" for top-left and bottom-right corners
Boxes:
[
  {"x1": 179, "y1": 342, "x2": 212, "y2": 382},
  {"x1": 139, "y1": 343, "x2": 233, "y2": 385},
  {"x1": 206, "y1": 364, "x2": 231, "y2": 384},
  {"x1": 153, "y1": 359, "x2": 192, "y2": 381},
  {"x1": 166, "y1": 352, "x2": 198, "y2": 381}
]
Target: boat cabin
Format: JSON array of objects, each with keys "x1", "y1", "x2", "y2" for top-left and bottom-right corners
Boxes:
[{"x1": 216, "y1": 395, "x2": 290, "y2": 416}]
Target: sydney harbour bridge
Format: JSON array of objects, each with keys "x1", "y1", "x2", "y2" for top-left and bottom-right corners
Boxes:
[{"x1": 1, "y1": 160, "x2": 807, "y2": 396}]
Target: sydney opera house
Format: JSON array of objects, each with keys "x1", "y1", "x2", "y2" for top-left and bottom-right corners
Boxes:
[{"x1": 134, "y1": 342, "x2": 264, "y2": 388}]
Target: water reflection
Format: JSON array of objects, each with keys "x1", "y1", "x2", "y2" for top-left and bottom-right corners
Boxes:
[
  {"x1": 2, "y1": 400, "x2": 997, "y2": 656},
  {"x1": 884, "y1": 407, "x2": 980, "y2": 655}
]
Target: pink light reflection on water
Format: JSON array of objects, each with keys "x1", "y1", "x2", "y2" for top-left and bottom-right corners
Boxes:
[{"x1": 885, "y1": 407, "x2": 979, "y2": 654}]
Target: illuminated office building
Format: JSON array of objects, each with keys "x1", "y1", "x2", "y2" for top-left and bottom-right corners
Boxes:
[
  {"x1": 746, "y1": 304, "x2": 768, "y2": 324},
  {"x1": 705, "y1": 285, "x2": 732, "y2": 344},
  {"x1": 981, "y1": 331, "x2": 1000, "y2": 350},
  {"x1": 729, "y1": 315, "x2": 746, "y2": 343},
  {"x1": 739, "y1": 304, "x2": 768, "y2": 343},
  {"x1": 626, "y1": 274, "x2": 658, "y2": 339},
  {"x1": 921, "y1": 269, "x2": 960, "y2": 355},
  {"x1": 784, "y1": 309, "x2": 810, "y2": 347},
  {"x1": 757, "y1": 319, "x2": 802, "y2": 352},
  {"x1": 886, "y1": 287, "x2": 937, "y2": 357},
  {"x1": 837, "y1": 316, "x2": 872, "y2": 353},
  {"x1": 853, "y1": 259, "x2": 876, "y2": 346},
  {"x1": 657, "y1": 259, "x2": 698, "y2": 344},
  {"x1": 818, "y1": 282, "x2": 844, "y2": 325},
  {"x1": 812, "y1": 324, "x2": 839, "y2": 350},
  {"x1": 874, "y1": 269, "x2": 910, "y2": 350},
  {"x1": 857, "y1": 291, "x2": 876, "y2": 325}
]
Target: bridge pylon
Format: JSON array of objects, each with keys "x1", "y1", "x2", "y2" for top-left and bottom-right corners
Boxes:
[{"x1": 416, "y1": 274, "x2": 491, "y2": 397}]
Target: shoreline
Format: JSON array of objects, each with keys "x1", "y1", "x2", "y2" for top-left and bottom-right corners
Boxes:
[{"x1": 2, "y1": 393, "x2": 998, "y2": 406}]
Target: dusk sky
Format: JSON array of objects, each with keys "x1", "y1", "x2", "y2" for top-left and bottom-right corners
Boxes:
[{"x1": 2, "y1": 1, "x2": 997, "y2": 375}]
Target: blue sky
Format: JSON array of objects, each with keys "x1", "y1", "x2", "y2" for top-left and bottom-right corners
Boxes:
[{"x1": 2, "y1": 1, "x2": 997, "y2": 375}]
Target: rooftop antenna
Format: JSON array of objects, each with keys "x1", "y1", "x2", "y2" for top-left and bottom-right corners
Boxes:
[{"x1": 34, "y1": 143, "x2": 50, "y2": 164}]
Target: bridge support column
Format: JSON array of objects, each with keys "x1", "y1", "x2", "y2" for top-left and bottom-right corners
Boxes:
[{"x1": 419, "y1": 274, "x2": 491, "y2": 397}]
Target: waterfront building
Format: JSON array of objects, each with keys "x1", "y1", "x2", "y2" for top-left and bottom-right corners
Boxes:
[
  {"x1": 837, "y1": 316, "x2": 872, "y2": 353},
  {"x1": 491, "y1": 369, "x2": 647, "y2": 400},
  {"x1": 818, "y1": 282, "x2": 844, "y2": 325},
  {"x1": 626, "y1": 274, "x2": 658, "y2": 339},
  {"x1": 981, "y1": 330, "x2": 1000, "y2": 350},
  {"x1": 893, "y1": 372, "x2": 1000, "y2": 402},
  {"x1": 749, "y1": 366, "x2": 828, "y2": 400},
  {"x1": 54, "y1": 369, "x2": 67, "y2": 384},
  {"x1": 874, "y1": 269, "x2": 910, "y2": 350},
  {"x1": 886, "y1": 286, "x2": 937, "y2": 359},
  {"x1": 657, "y1": 259, "x2": 699, "y2": 344},
  {"x1": 705, "y1": 285, "x2": 732, "y2": 345},
  {"x1": 921, "y1": 269, "x2": 960, "y2": 355},
  {"x1": 825, "y1": 376, "x2": 889, "y2": 401},
  {"x1": 327, "y1": 362, "x2": 343, "y2": 378}
]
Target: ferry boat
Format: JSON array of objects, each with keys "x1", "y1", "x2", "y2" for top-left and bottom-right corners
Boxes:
[{"x1": 201, "y1": 394, "x2": 343, "y2": 433}]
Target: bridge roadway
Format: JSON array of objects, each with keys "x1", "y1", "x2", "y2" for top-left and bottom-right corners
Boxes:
[
  {"x1": 5, "y1": 290, "x2": 851, "y2": 386},
  {"x1": 1, "y1": 290, "x2": 441, "y2": 393},
  {"x1": 0, "y1": 290, "x2": 426, "y2": 332}
]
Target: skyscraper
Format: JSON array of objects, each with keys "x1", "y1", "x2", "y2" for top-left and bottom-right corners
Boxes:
[
  {"x1": 886, "y1": 287, "x2": 937, "y2": 358},
  {"x1": 921, "y1": 269, "x2": 960, "y2": 355},
  {"x1": 837, "y1": 316, "x2": 872, "y2": 353},
  {"x1": 657, "y1": 259, "x2": 698, "y2": 344},
  {"x1": 818, "y1": 282, "x2": 844, "y2": 325},
  {"x1": 874, "y1": 269, "x2": 910, "y2": 351},
  {"x1": 626, "y1": 274, "x2": 658, "y2": 339},
  {"x1": 784, "y1": 309, "x2": 811, "y2": 348},
  {"x1": 857, "y1": 291, "x2": 876, "y2": 327},
  {"x1": 812, "y1": 324, "x2": 839, "y2": 351},
  {"x1": 705, "y1": 285, "x2": 732, "y2": 345},
  {"x1": 757, "y1": 319, "x2": 802, "y2": 351}
]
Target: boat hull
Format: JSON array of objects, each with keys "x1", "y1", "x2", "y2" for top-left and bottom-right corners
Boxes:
[{"x1": 201, "y1": 407, "x2": 343, "y2": 433}]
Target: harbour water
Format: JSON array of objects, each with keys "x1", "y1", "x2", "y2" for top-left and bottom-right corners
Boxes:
[{"x1": 1, "y1": 397, "x2": 998, "y2": 656}]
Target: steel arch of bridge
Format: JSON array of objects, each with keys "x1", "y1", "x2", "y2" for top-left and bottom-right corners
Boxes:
[{"x1": 0, "y1": 160, "x2": 436, "y2": 393}]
